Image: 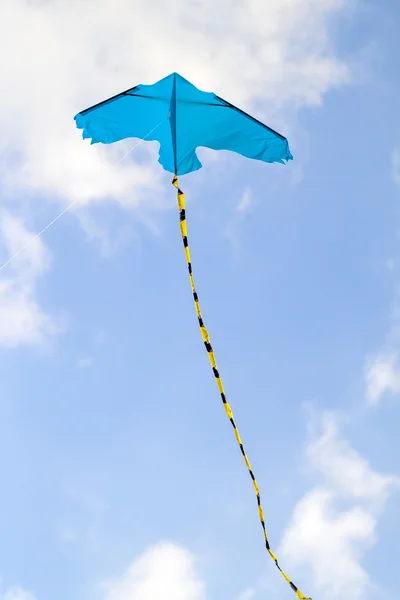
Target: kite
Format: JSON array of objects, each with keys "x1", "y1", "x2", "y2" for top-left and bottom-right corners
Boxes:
[{"x1": 75, "y1": 72, "x2": 310, "y2": 600}]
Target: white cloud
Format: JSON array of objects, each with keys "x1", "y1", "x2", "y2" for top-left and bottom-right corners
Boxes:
[
  {"x1": 279, "y1": 412, "x2": 398, "y2": 600},
  {"x1": 0, "y1": 0, "x2": 353, "y2": 213},
  {"x1": 0, "y1": 211, "x2": 60, "y2": 347},
  {"x1": 281, "y1": 488, "x2": 374, "y2": 600},
  {"x1": 306, "y1": 412, "x2": 399, "y2": 502},
  {"x1": 365, "y1": 352, "x2": 400, "y2": 405},
  {"x1": 1, "y1": 545, "x2": 203, "y2": 600},
  {"x1": 102, "y1": 542, "x2": 205, "y2": 600}
]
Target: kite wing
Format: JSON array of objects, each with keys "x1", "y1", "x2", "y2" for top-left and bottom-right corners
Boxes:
[{"x1": 74, "y1": 72, "x2": 292, "y2": 175}]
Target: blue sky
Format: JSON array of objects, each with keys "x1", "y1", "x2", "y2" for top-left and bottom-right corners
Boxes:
[{"x1": 0, "y1": 2, "x2": 399, "y2": 600}]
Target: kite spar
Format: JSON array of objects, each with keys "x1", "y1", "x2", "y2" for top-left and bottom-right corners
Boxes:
[{"x1": 75, "y1": 72, "x2": 310, "y2": 600}]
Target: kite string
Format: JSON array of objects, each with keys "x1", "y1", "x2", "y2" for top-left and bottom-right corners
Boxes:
[
  {"x1": 0, "y1": 119, "x2": 165, "y2": 274},
  {"x1": 172, "y1": 176, "x2": 311, "y2": 600}
]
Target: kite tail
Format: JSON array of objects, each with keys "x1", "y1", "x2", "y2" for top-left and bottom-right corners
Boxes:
[{"x1": 172, "y1": 175, "x2": 311, "y2": 600}]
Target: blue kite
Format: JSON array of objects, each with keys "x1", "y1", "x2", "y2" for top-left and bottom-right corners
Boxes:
[
  {"x1": 75, "y1": 73, "x2": 309, "y2": 600},
  {"x1": 75, "y1": 71, "x2": 292, "y2": 175}
]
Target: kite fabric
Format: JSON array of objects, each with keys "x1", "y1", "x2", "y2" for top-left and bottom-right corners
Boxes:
[
  {"x1": 74, "y1": 71, "x2": 293, "y2": 175},
  {"x1": 75, "y1": 73, "x2": 310, "y2": 600}
]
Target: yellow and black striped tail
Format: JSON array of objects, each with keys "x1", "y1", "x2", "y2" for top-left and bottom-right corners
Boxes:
[{"x1": 172, "y1": 175, "x2": 311, "y2": 600}]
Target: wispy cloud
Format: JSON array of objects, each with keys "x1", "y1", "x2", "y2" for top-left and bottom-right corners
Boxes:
[
  {"x1": 365, "y1": 146, "x2": 400, "y2": 404},
  {"x1": 238, "y1": 588, "x2": 256, "y2": 600},
  {"x1": 77, "y1": 356, "x2": 93, "y2": 369},
  {"x1": 56, "y1": 482, "x2": 109, "y2": 552},
  {"x1": 0, "y1": 212, "x2": 61, "y2": 347},
  {"x1": 224, "y1": 187, "x2": 254, "y2": 254},
  {"x1": 56, "y1": 522, "x2": 77, "y2": 544},
  {"x1": 391, "y1": 148, "x2": 400, "y2": 187},
  {"x1": 236, "y1": 189, "x2": 253, "y2": 215},
  {"x1": 365, "y1": 352, "x2": 400, "y2": 405},
  {"x1": 95, "y1": 330, "x2": 106, "y2": 345},
  {"x1": 363, "y1": 279, "x2": 400, "y2": 405},
  {"x1": 1, "y1": 588, "x2": 35, "y2": 600}
]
